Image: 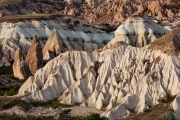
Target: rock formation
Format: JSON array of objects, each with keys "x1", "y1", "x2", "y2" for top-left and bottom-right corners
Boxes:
[
  {"x1": 25, "y1": 35, "x2": 43, "y2": 75},
  {"x1": 0, "y1": 20, "x2": 113, "y2": 67},
  {"x1": 83, "y1": 0, "x2": 180, "y2": 24},
  {"x1": 43, "y1": 29, "x2": 68, "y2": 62},
  {"x1": 13, "y1": 48, "x2": 31, "y2": 80},
  {"x1": 106, "y1": 17, "x2": 169, "y2": 47},
  {"x1": 18, "y1": 28, "x2": 180, "y2": 119},
  {"x1": 0, "y1": 0, "x2": 179, "y2": 25}
]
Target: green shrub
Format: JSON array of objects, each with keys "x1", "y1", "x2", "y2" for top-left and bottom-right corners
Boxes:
[
  {"x1": 32, "y1": 99, "x2": 72, "y2": 108},
  {"x1": 158, "y1": 93, "x2": 176, "y2": 103},
  {"x1": 167, "y1": 112, "x2": 175, "y2": 120},
  {"x1": 69, "y1": 114, "x2": 108, "y2": 120},
  {"x1": 0, "y1": 86, "x2": 20, "y2": 96},
  {"x1": 0, "y1": 97, "x2": 26, "y2": 110},
  {"x1": 0, "y1": 66, "x2": 13, "y2": 75},
  {"x1": 0, "y1": 114, "x2": 24, "y2": 120},
  {"x1": 0, "y1": 114, "x2": 54, "y2": 120}
]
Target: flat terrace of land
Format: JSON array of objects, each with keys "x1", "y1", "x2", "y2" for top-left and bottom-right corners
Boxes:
[
  {"x1": 0, "y1": 0, "x2": 22, "y2": 6},
  {"x1": 0, "y1": 14, "x2": 74, "y2": 23}
]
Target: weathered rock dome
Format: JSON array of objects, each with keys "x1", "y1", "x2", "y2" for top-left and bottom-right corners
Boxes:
[{"x1": 108, "y1": 17, "x2": 169, "y2": 47}]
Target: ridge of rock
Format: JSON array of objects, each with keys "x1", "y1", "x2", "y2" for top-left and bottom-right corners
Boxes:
[
  {"x1": 149, "y1": 28, "x2": 180, "y2": 55},
  {"x1": 106, "y1": 17, "x2": 169, "y2": 47},
  {"x1": 18, "y1": 28, "x2": 180, "y2": 119},
  {"x1": 42, "y1": 29, "x2": 68, "y2": 62}
]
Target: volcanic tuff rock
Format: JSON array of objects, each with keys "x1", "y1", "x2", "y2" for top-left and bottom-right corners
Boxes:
[
  {"x1": 106, "y1": 17, "x2": 169, "y2": 47},
  {"x1": 83, "y1": 0, "x2": 180, "y2": 24},
  {"x1": 25, "y1": 35, "x2": 43, "y2": 75},
  {"x1": 0, "y1": 0, "x2": 179, "y2": 25},
  {"x1": 43, "y1": 29, "x2": 68, "y2": 62},
  {"x1": 149, "y1": 29, "x2": 180, "y2": 55},
  {"x1": 0, "y1": 20, "x2": 113, "y2": 67},
  {"x1": 18, "y1": 29, "x2": 180, "y2": 119},
  {"x1": 13, "y1": 48, "x2": 31, "y2": 80}
]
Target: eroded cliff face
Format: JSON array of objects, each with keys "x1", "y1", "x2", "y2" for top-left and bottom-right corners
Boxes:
[
  {"x1": 84, "y1": 0, "x2": 180, "y2": 24},
  {"x1": 0, "y1": 19, "x2": 113, "y2": 67},
  {"x1": 0, "y1": 0, "x2": 179, "y2": 25},
  {"x1": 18, "y1": 29, "x2": 180, "y2": 119}
]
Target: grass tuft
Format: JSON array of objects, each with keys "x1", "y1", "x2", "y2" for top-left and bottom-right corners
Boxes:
[
  {"x1": 0, "y1": 86, "x2": 20, "y2": 96},
  {"x1": 158, "y1": 93, "x2": 176, "y2": 103},
  {"x1": 69, "y1": 113, "x2": 108, "y2": 120},
  {"x1": 31, "y1": 99, "x2": 72, "y2": 108}
]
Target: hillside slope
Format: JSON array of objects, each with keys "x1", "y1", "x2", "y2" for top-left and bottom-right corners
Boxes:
[{"x1": 18, "y1": 29, "x2": 180, "y2": 119}]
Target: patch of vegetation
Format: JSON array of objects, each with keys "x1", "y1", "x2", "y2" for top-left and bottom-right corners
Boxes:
[
  {"x1": 69, "y1": 114, "x2": 108, "y2": 120},
  {"x1": 66, "y1": 18, "x2": 71, "y2": 24},
  {"x1": 0, "y1": 0, "x2": 22, "y2": 6},
  {"x1": 121, "y1": 102, "x2": 172, "y2": 120},
  {"x1": 0, "y1": 66, "x2": 13, "y2": 75},
  {"x1": 73, "y1": 20, "x2": 80, "y2": 27},
  {"x1": 158, "y1": 93, "x2": 176, "y2": 103},
  {"x1": 142, "y1": 39, "x2": 145, "y2": 47},
  {"x1": 0, "y1": 85, "x2": 20, "y2": 96},
  {"x1": 144, "y1": 59, "x2": 152, "y2": 75},
  {"x1": 167, "y1": 112, "x2": 175, "y2": 120},
  {"x1": 0, "y1": 97, "x2": 29, "y2": 110},
  {"x1": 0, "y1": 14, "x2": 63, "y2": 23},
  {"x1": 59, "y1": 109, "x2": 71, "y2": 120},
  {"x1": 0, "y1": 113, "x2": 108, "y2": 120},
  {"x1": 0, "y1": 114, "x2": 54, "y2": 120},
  {"x1": 31, "y1": 99, "x2": 72, "y2": 108},
  {"x1": 94, "y1": 61, "x2": 104, "y2": 79},
  {"x1": 100, "y1": 23, "x2": 118, "y2": 33},
  {"x1": 59, "y1": 111, "x2": 109, "y2": 120},
  {"x1": 0, "y1": 114, "x2": 24, "y2": 120},
  {"x1": 129, "y1": 41, "x2": 134, "y2": 47},
  {"x1": 94, "y1": 61, "x2": 104, "y2": 72}
]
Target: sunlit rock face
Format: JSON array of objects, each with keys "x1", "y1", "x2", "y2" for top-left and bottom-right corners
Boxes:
[
  {"x1": 0, "y1": 20, "x2": 113, "y2": 67},
  {"x1": 25, "y1": 35, "x2": 43, "y2": 75},
  {"x1": 64, "y1": 0, "x2": 106, "y2": 7},
  {"x1": 83, "y1": 0, "x2": 180, "y2": 24},
  {"x1": 13, "y1": 48, "x2": 31, "y2": 80},
  {"x1": 42, "y1": 29, "x2": 68, "y2": 62},
  {"x1": 107, "y1": 17, "x2": 169, "y2": 47},
  {"x1": 18, "y1": 28, "x2": 180, "y2": 119}
]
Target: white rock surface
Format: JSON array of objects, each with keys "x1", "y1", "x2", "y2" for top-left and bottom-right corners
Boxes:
[
  {"x1": 0, "y1": 20, "x2": 113, "y2": 67},
  {"x1": 18, "y1": 29, "x2": 180, "y2": 119},
  {"x1": 112, "y1": 17, "x2": 169, "y2": 47}
]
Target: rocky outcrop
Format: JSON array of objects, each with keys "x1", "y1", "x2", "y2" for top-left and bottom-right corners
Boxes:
[
  {"x1": 0, "y1": 0, "x2": 179, "y2": 25},
  {"x1": 84, "y1": 0, "x2": 180, "y2": 24},
  {"x1": 18, "y1": 29, "x2": 180, "y2": 119},
  {"x1": 0, "y1": 20, "x2": 113, "y2": 67},
  {"x1": 25, "y1": 35, "x2": 43, "y2": 75},
  {"x1": 13, "y1": 48, "x2": 31, "y2": 80},
  {"x1": 64, "y1": 0, "x2": 105, "y2": 7},
  {"x1": 149, "y1": 28, "x2": 180, "y2": 55},
  {"x1": 106, "y1": 17, "x2": 169, "y2": 47},
  {"x1": 43, "y1": 29, "x2": 68, "y2": 62}
]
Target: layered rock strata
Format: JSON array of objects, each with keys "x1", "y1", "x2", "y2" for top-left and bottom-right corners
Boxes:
[{"x1": 18, "y1": 29, "x2": 180, "y2": 119}]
